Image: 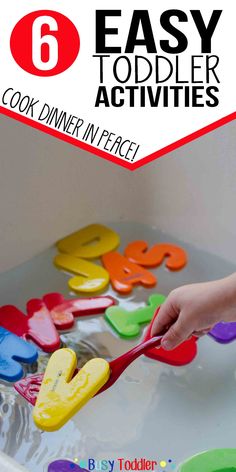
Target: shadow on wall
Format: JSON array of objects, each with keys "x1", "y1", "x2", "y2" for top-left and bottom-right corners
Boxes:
[
  {"x1": 0, "y1": 113, "x2": 235, "y2": 271},
  {"x1": 0, "y1": 114, "x2": 151, "y2": 272}
]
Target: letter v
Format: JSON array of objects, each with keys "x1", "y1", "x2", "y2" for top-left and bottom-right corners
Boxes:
[{"x1": 33, "y1": 348, "x2": 110, "y2": 431}]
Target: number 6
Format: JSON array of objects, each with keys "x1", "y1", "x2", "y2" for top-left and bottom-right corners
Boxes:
[{"x1": 32, "y1": 16, "x2": 58, "y2": 71}]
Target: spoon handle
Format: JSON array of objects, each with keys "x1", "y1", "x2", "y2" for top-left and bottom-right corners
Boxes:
[{"x1": 98, "y1": 336, "x2": 162, "y2": 394}]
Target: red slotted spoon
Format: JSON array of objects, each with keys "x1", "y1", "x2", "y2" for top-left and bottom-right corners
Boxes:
[{"x1": 14, "y1": 336, "x2": 163, "y2": 405}]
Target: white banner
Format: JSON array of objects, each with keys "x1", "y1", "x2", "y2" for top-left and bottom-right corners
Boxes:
[{"x1": 0, "y1": 0, "x2": 235, "y2": 169}]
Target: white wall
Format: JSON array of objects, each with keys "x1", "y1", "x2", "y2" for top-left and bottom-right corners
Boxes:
[
  {"x1": 136, "y1": 119, "x2": 236, "y2": 262},
  {"x1": 0, "y1": 113, "x2": 235, "y2": 272}
]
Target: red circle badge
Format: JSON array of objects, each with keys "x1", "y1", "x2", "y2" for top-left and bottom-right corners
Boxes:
[{"x1": 10, "y1": 10, "x2": 80, "y2": 76}]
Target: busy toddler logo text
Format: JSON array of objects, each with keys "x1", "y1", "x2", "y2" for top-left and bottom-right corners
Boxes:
[{"x1": 47, "y1": 457, "x2": 176, "y2": 472}]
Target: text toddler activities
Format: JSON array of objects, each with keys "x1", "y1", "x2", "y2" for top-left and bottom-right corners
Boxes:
[{"x1": 94, "y1": 9, "x2": 222, "y2": 107}]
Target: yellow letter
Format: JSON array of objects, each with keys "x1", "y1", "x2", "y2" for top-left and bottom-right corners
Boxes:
[
  {"x1": 54, "y1": 254, "x2": 109, "y2": 293},
  {"x1": 57, "y1": 224, "x2": 120, "y2": 258},
  {"x1": 33, "y1": 348, "x2": 110, "y2": 431}
]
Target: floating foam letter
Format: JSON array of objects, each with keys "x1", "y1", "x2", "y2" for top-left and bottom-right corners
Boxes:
[
  {"x1": 33, "y1": 348, "x2": 110, "y2": 431},
  {"x1": 105, "y1": 294, "x2": 166, "y2": 338},
  {"x1": 56, "y1": 224, "x2": 120, "y2": 258},
  {"x1": 54, "y1": 254, "x2": 110, "y2": 293},
  {"x1": 48, "y1": 460, "x2": 88, "y2": 472},
  {"x1": 125, "y1": 241, "x2": 187, "y2": 270},
  {"x1": 179, "y1": 448, "x2": 236, "y2": 471},
  {"x1": 102, "y1": 252, "x2": 156, "y2": 294},
  {"x1": 0, "y1": 327, "x2": 38, "y2": 382},
  {"x1": 43, "y1": 292, "x2": 116, "y2": 329},
  {"x1": 0, "y1": 300, "x2": 60, "y2": 353},
  {"x1": 144, "y1": 309, "x2": 197, "y2": 366},
  {"x1": 208, "y1": 321, "x2": 236, "y2": 344}
]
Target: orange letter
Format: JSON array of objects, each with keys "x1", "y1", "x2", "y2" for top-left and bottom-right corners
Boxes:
[
  {"x1": 102, "y1": 252, "x2": 156, "y2": 294},
  {"x1": 125, "y1": 241, "x2": 187, "y2": 271}
]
